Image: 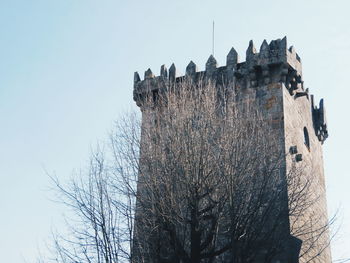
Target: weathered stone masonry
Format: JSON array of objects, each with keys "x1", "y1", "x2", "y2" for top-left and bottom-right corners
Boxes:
[{"x1": 133, "y1": 37, "x2": 330, "y2": 263}]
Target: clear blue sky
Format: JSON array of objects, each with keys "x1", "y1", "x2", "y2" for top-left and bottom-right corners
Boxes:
[{"x1": 0, "y1": 0, "x2": 349, "y2": 262}]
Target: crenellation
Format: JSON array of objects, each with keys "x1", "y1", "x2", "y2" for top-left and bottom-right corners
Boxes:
[
  {"x1": 226, "y1": 47, "x2": 239, "y2": 68},
  {"x1": 246, "y1": 40, "x2": 257, "y2": 63},
  {"x1": 134, "y1": 38, "x2": 305, "y2": 108},
  {"x1": 259, "y1": 39, "x2": 270, "y2": 61},
  {"x1": 205, "y1": 55, "x2": 217, "y2": 78},
  {"x1": 287, "y1": 46, "x2": 302, "y2": 74},
  {"x1": 169, "y1": 63, "x2": 176, "y2": 82},
  {"x1": 185, "y1": 61, "x2": 197, "y2": 76},
  {"x1": 144, "y1": 68, "x2": 154, "y2": 79},
  {"x1": 269, "y1": 37, "x2": 287, "y2": 62},
  {"x1": 160, "y1": 64, "x2": 168, "y2": 78},
  {"x1": 134, "y1": 71, "x2": 141, "y2": 84}
]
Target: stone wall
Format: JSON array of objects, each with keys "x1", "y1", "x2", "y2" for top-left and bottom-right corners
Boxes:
[{"x1": 283, "y1": 85, "x2": 331, "y2": 263}]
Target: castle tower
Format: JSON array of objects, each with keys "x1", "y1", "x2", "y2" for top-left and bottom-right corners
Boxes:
[{"x1": 133, "y1": 37, "x2": 331, "y2": 263}]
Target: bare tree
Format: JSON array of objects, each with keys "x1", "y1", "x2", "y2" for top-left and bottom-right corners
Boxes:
[
  {"x1": 48, "y1": 114, "x2": 141, "y2": 263},
  {"x1": 46, "y1": 79, "x2": 334, "y2": 263}
]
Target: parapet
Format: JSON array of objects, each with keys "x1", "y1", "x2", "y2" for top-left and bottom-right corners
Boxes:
[{"x1": 134, "y1": 37, "x2": 305, "y2": 107}]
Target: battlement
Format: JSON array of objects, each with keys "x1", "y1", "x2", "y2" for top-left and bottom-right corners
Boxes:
[{"x1": 133, "y1": 37, "x2": 304, "y2": 106}]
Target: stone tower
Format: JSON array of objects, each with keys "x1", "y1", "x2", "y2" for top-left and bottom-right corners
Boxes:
[{"x1": 133, "y1": 37, "x2": 331, "y2": 263}]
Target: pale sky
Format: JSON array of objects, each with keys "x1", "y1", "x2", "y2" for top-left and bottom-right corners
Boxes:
[{"x1": 1, "y1": 0, "x2": 349, "y2": 262}]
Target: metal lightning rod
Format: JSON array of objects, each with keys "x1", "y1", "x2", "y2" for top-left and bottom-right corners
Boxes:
[{"x1": 212, "y1": 21, "x2": 215, "y2": 56}]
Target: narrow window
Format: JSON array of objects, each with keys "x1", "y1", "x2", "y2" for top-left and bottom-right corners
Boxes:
[{"x1": 304, "y1": 127, "x2": 310, "y2": 150}]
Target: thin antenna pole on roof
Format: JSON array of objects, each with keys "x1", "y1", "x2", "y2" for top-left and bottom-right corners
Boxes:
[{"x1": 212, "y1": 21, "x2": 215, "y2": 56}]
